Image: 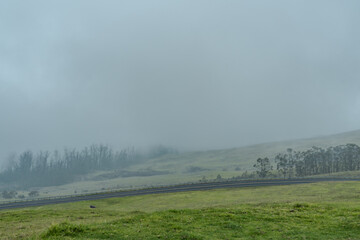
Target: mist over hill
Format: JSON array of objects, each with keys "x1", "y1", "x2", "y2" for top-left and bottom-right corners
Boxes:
[{"x1": 1, "y1": 0, "x2": 360, "y2": 164}]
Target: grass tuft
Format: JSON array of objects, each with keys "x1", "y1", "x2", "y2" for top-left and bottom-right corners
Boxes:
[{"x1": 41, "y1": 222, "x2": 88, "y2": 238}]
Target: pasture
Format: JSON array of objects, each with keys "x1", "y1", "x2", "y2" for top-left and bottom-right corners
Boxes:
[{"x1": 1, "y1": 181, "x2": 360, "y2": 239}]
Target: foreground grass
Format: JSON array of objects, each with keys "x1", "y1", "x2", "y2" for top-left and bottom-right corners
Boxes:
[
  {"x1": 1, "y1": 181, "x2": 360, "y2": 239},
  {"x1": 41, "y1": 204, "x2": 360, "y2": 240}
]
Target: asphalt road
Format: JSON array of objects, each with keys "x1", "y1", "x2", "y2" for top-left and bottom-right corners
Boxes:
[{"x1": 0, "y1": 178, "x2": 357, "y2": 210}]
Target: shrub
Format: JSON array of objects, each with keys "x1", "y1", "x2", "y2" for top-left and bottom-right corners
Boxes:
[
  {"x1": 2, "y1": 191, "x2": 17, "y2": 199},
  {"x1": 42, "y1": 222, "x2": 87, "y2": 238},
  {"x1": 28, "y1": 190, "x2": 39, "y2": 197},
  {"x1": 185, "y1": 166, "x2": 207, "y2": 173},
  {"x1": 18, "y1": 194, "x2": 25, "y2": 199}
]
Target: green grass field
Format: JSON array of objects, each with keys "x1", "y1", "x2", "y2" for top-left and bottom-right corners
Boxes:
[{"x1": 1, "y1": 181, "x2": 360, "y2": 239}]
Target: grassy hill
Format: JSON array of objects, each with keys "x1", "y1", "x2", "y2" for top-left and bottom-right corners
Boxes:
[
  {"x1": 3, "y1": 129, "x2": 360, "y2": 199},
  {"x1": 140, "y1": 129, "x2": 360, "y2": 172},
  {"x1": 2, "y1": 181, "x2": 360, "y2": 239}
]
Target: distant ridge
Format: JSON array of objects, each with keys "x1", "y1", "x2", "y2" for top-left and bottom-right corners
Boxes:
[
  {"x1": 144, "y1": 129, "x2": 360, "y2": 172},
  {"x1": 259, "y1": 129, "x2": 360, "y2": 150}
]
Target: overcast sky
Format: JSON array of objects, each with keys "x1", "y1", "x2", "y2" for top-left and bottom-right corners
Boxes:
[{"x1": 1, "y1": 0, "x2": 360, "y2": 162}]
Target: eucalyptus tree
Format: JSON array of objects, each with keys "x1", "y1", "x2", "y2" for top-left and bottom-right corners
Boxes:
[{"x1": 254, "y1": 157, "x2": 272, "y2": 178}]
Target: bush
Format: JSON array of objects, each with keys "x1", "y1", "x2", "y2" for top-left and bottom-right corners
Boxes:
[
  {"x1": 185, "y1": 166, "x2": 207, "y2": 173},
  {"x1": 28, "y1": 190, "x2": 39, "y2": 197},
  {"x1": 148, "y1": 145, "x2": 178, "y2": 158},
  {"x1": 2, "y1": 190, "x2": 17, "y2": 199},
  {"x1": 42, "y1": 222, "x2": 87, "y2": 238}
]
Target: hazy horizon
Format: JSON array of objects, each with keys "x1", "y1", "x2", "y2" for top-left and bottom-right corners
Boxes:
[{"x1": 1, "y1": 0, "x2": 360, "y2": 163}]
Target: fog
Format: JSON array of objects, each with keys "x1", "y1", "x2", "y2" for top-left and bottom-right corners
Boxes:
[{"x1": 1, "y1": 0, "x2": 360, "y2": 163}]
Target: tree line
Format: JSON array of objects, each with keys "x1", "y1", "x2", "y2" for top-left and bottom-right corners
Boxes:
[
  {"x1": 0, "y1": 144, "x2": 143, "y2": 188},
  {"x1": 254, "y1": 144, "x2": 360, "y2": 178}
]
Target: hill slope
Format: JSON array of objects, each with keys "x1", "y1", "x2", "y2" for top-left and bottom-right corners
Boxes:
[
  {"x1": 3, "y1": 129, "x2": 360, "y2": 198},
  {"x1": 134, "y1": 129, "x2": 360, "y2": 172}
]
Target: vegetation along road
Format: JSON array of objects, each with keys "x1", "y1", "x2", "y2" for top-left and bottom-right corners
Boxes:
[{"x1": 1, "y1": 178, "x2": 358, "y2": 210}]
